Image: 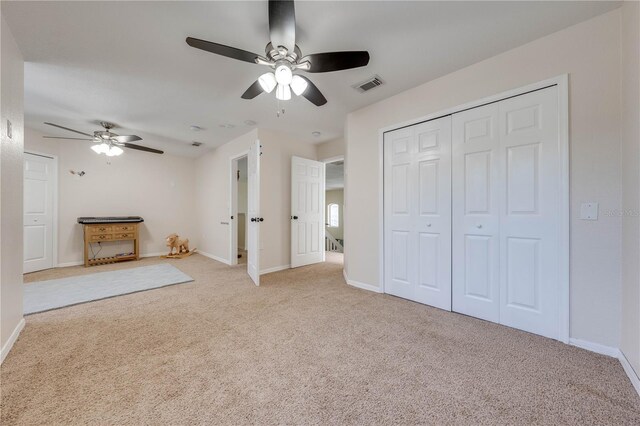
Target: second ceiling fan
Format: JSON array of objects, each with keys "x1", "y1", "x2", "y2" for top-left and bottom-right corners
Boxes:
[{"x1": 186, "y1": 0, "x2": 370, "y2": 106}]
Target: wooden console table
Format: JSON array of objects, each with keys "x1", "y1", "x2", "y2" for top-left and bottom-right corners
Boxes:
[{"x1": 78, "y1": 217, "x2": 144, "y2": 267}]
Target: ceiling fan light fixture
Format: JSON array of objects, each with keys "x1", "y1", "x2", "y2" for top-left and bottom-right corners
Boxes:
[
  {"x1": 290, "y1": 75, "x2": 308, "y2": 96},
  {"x1": 91, "y1": 142, "x2": 109, "y2": 154},
  {"x1": 258, "y1": 72, "x2": 277, "y2": 93},
  {"x1": 275, "y1": 64, "x2": 293, "y2": 85},
  {"x1": 105, "y1": 145, "x2": 124, "y2": 157},
  {"x1": 275, "y1": 83, "x2": 291, "y2": 101}
]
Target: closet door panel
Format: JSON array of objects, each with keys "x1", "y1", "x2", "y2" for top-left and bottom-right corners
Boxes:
[
  {"x1": 452, "y1": 103, "x2": 501, "y2": 322},
  {"x1": 499, "y1": 87, "x2": 559, "y2": 339},
  {"x1": 384, "y1": 127, "x2": 415, "y2": 301},
  {"x1": 413, "y1": 118, "x2": 451, "y2": 310},
  {"x1": 384, "y1": 117, "x2": 452, "y2": 310}
]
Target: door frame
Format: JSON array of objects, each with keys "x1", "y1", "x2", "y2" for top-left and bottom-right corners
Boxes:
[
  {"x1": 377, "y1": 74, "x2": 570, "y2": 343},
  {"x1": 24, "y1": 150, "x2": 59, "y2": 270},
  {"x1": 229, "y1": 151, "x2": 249, "y2": 266},
  {"x1": 322, "y1": 155, "x2": 344, "y2": 257}
]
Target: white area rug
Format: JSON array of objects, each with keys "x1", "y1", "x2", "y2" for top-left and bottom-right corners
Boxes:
[{"x1": 24, "y1": 264, "x2": 193, "y2": 314}]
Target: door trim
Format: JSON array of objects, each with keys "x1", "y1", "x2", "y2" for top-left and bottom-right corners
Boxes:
[
  {"x1": 321, "y1": 155, "x2": 344, "y2": 164},
  {"x1": 377, "y1": 74, "x2": 570, "y2": 343},
  {"x1": 229, "y1": 150, "x2": 249, "y2": 266},
  {"x1": 24, "y1": 151, "x2": 59, "y2": 270}
]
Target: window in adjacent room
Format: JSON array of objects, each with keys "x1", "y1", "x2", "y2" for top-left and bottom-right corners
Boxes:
[{"x1": 328, "y1": 203, "x2": 339, "y2": 227}]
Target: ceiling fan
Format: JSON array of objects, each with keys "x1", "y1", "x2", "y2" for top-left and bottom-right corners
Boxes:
[
  {"x1": 186, "y1": 0, "x2": 370, "y2": 106},
  {"x1": 43, "y1": 122, "x2": 164, "y2": 156}
]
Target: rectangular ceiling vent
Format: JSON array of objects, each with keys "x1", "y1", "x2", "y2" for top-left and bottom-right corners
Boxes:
[{"x1": 353, "y1": 75, "x2": 384, "y2": 93}]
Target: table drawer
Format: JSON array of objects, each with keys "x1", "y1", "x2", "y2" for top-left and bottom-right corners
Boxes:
[
  {"x1": 90, "y1": 234, "x2": 112, "y2": 242},
  {"x1": 114, "y1": 224, "x2": 136, "y2": 232},
  {"x1": 89, "y1": 225, "x2": 113, "y2": 233},
  {"x1": 113, "y1": 233, "x2": 135, "y2": 240}
]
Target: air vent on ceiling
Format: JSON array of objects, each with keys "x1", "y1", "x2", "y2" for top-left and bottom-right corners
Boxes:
[
  {"x1": 353, "y1": 75, "x2": 384, "y2": 93},
  {"x1": 191, "y1": 141, "x2": 202, "y2": 147}
]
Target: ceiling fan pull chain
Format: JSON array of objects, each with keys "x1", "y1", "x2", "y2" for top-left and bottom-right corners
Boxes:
[{"x1": 276, "y1": 99, "x2": 285, "y2": 118}]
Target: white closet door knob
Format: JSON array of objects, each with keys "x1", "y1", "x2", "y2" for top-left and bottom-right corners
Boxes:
[
  {"x1": 426, "y1": 223, "x2": 432, "y2": 227},
  {"x1": 477, "y1": 224, "x2": 483, "y2": 229}
]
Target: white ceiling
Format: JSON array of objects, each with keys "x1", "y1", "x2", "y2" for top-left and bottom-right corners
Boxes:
[{"x1": 3, "y1": 1, "x2": 619, "y2": 157}]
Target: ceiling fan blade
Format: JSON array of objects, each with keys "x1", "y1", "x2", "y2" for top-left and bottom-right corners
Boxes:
[
  {"x1": 120, "y1": 142, "x2": 164, "y2": 155},
  {"x1": 44, "y1": 122, "x2": 93, "y2": 137},
  {"x1": 269, "y1": 0, "x2": 296, "y2": 53},
  {"x1": 43, "y1": 136, "x2": 93, "y2": 141},
  {"x1": 241, "y1": 80, "x2": 264, "y2": 99},
  {"x1": 301, "y1": 51, "x2": 370, "y2": 73},
  {"x1": 298, "y1": 76, "x2": 327, "y2": 106},
  {"x1": 112, "y1": 135, "x2": 142, "y2": 143},
  {"x1": 186, "y1": 37, "x2": 260, "y2": 64}
]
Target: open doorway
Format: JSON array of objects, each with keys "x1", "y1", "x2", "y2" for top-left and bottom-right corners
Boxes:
[
  {"x1": 324, "y1": 157, "x2": 344, "y2": 264},
  {"x1": 231, "y1": 154, "x2": 248, "y2": 266}
]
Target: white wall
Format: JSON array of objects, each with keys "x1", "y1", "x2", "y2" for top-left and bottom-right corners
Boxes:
[
  {"x1": 1, "y1": 13, "x2": 25, "y2": 357},
  {"x1": 620, "y1": 0, "x2": 640, "y2": 375},
  {"x1": 195, "y1": 128, "x2": 316, "y2": 271},
  {"x1": 345, "y1": 10, "x2": 623, "y2": 347},
  {"x1": 24, "y1": 127, "x2": 197, "y2": 264},
  {"x1": 316, "y1": 137, "x2": 344, "y2": 161}
]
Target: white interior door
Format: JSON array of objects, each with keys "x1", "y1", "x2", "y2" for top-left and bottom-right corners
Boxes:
[
  {"x1": 452, "y1": 103, "x2": 501, "y2": 322},
  {"x1": 383, "y1": 116, "x2": 452, "y2": 310},
  {"x1": 498, "y1": 86, "x2": 560, "y2": 339},
  {"x1": 24, "y1": 152, "x2": 55, "y2": 273},
  {"x1": 247, "y1": 140, "x2": 260, "y2": 285},
  {"x1": 291, "y1": 156, "x2": 325, "y2": 268},
  {"x1": 230, "y1": 158, "x2": 238, "y2": 266},
  {"x1": 452, "y1": 86, "x2": 560, "y2": 339}
]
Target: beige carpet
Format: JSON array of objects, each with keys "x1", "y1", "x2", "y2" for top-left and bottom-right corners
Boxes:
[{"x1": 2, "y1": 253, "x2": 639, "y2": 425}]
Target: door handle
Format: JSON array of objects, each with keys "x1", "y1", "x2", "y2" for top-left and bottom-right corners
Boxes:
[
  {"x1": 291, "y1": 215, "x2": 298, "y2": 220},
  {"x1": 231, "y1": 215, "x2": 234, "y2": 220},
  {"x1": 476, "y1": 224, "x2": 483, "y2": 229},
  {"x1": 251, "y1": 218, "x2": 256, "y2": 222},
  {"x1": 259, "y1": 218, "x2": 264, "y2": 222}
]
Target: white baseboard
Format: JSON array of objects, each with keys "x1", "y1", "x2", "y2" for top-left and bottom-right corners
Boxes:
[
  {"x1": 343, "y1": 270, "x2": 383, "y2": 293},
  {"x1": 142, "y1": 252, "x2": 165, "y2": 258},
  {"x1": 619, "y1": 350, "x2": 640, "y2": 396},
  {"x1": 569, "y1": 338, "x2": 619, "y2": 358},
  {"x1": 1, "y1": 318, "x2": 25, "y2": 364},
  {"x1": 260, "y1": 264, "x2": 290, "y2": 275},
  {"x1": 57, "y1": 260, "x2": 84, "y2": 267},
  {"x1": 198, "y1": 251, "x2": 231, "y2": 265}
]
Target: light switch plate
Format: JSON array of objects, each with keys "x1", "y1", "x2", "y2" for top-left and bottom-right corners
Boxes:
[{"x1": 580, "y1": 202, "x2": 599, "y2": 220}]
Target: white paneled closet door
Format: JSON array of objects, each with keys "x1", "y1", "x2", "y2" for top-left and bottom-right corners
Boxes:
[
  {"x1": 452, "y1": 86, "x2": 560, "y2": 339},
  {"x1": 498, "y1": 87, "x2": 559, "y2": 339},
  {"x1": 452, "y1": 103, "x2": 501, "y2": 323},
  {"x1": 384, "y1": 116, "x2": 452, "y2": 310}
]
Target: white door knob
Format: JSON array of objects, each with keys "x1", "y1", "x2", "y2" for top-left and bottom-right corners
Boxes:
[
  {"x1": 426, "y1": 223, "x2": 432, "y2": 227},
  {"x1": 477, "y1": 224, "x2": 483, "y2": 229}
]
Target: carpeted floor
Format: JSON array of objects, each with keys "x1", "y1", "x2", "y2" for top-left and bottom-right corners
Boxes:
[{"x1": 2, "y1": 253, "x2": 639, "y2": 425}]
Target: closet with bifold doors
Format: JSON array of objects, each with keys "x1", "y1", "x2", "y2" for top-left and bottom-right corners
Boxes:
[{"x1": 383, "y1": 85, "x2": 562, "y2": 340}]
